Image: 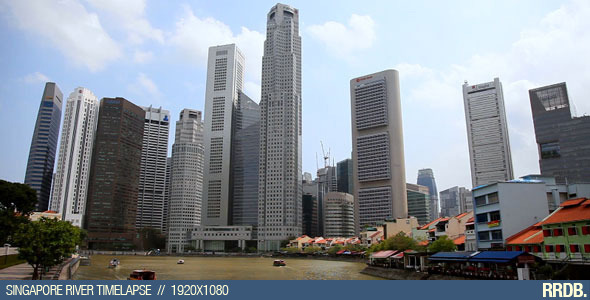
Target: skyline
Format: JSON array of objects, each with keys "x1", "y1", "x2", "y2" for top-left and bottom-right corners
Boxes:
[{"x1": 2, "y1": 1, "x2": 590, "y2": 193}]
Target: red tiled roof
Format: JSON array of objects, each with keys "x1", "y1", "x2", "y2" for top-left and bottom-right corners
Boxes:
[
  {"x1": 429, "y1": 228, "x2": 436, "y2": 232},
  {"x1": 418, "y1": 240, "x2": 429, "y2": 246},
  {"x1": 454, "y1": 212, "x2": 469, "y2": 219},
  {"x1": 43, "y1": 210, "x2": 58, "y2": 214},
  {"x1": 539, "y1": 198, "x2": 590, "y2": 225},
  {"x1": 439, "y1": 217, "x2": 449, "y2": 222},
  {"x1": 453, "y1": 235, "x2": 465, "y2": 245},
  {"x1": 506, "y1": 225, "x2": 543, "y2": 245},
  {"x1": 419, "y1": 217, "x2": 444, "y2": 230},
  {"x1": 370, "y1": 231, "x2": 382, "y2": 238},
  {"x1": 371, "y1": 250, "x2": 397, "y2": 258}
]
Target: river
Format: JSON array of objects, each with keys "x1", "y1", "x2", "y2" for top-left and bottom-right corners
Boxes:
[{"x1": 73, "y1": 255, "x2": 381, "y2": 280}]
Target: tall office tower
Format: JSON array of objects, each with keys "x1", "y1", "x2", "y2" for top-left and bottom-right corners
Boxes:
[
  {"x1": 230, "y1": 92, "x2": 260, "y2": 226},
  {"x1": 439, "y1": 186, "x2": 472, "y2": 217},
  {"x1": 85, "y1": 98, "x2": 145, "y2": 250},
  {"x1": 529, "y1": 83, "x2": 590, "y2": 184},
  {"x1": 167, "y1": 109, "x2": 204, "y2": 253},
  {"x1": 162, "y1": 157, "x2": 172, "y2": 234},
  {"x1": 302, "y1": 176, "x2": 319, "y2": 237},
  {"x1": 463, "y1": 78, "x2": 514, "y2": 187},
  {"x1": 324, "y1": 192, "x2": 355, "y2": 238},
  {"x1": 202, "y1": 44, "x2": 245, "y2": 227},
  {"x1": 317, "y1": 165, "x2": 337, "y2": 236},
  {"x1": 136, "y1": 106, "x2": 170, "y2": 232},
  {"x1": 49, "y1": 87, "x2": 98, "y2": 227},
  {"x1": 406, "y1": 183, "x2": 431, "y2": 225},
  {"x1": 337, "y1": 158, "x2": 354, "y2": 194},
  {"x1": 417, "y1": 168, "x2": 439, "y2": 221},
  {"x1": 350, "y1": 70, "x2": 407, "y2": 231},
  {"x1": 25, "y1": 82, "x2": 63, "y2": 211},
  {"x1": 258, "y1": 3, "x2": 302, "y2": 251}
]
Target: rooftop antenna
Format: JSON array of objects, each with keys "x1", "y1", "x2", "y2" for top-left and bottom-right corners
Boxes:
[{"x1": 315, "y1": 152, "x2": 319, "y2": 170}]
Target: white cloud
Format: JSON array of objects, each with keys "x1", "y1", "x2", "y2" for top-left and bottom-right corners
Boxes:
[
  {"x1": 2, "y1": 0, "x2": 122, "y2": 72},
  {"x1": 86, "y1": 0, "x2": 164, "y2": 44},
  {"x1": 128, "y1": 72, "x2": 162, "y2": 98},
  {"x1": 307, "y1": 14, "x2": 376, "y2": 60},
  {"x1": 133, "y1": 50, "x2": 154, "y2": 64},
  {"x1": 398, "y1": 0, "x2": 590, "y2": 188},
  {"x1": 168, "y1": 6, "x2": 265, "y2": 84},
  {"x1": 22, "y1": 72, "x2": 50, "y2": 84}
]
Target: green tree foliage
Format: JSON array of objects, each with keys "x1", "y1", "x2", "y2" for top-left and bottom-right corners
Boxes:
[
  {"x1": 367, "y1": 232, "x2": 419, "y2": 254},
  {"x1": 13, "y1": 217, "x2": 84, "y2": 279},
  {"x1": 427, "y1": 236, "x2": 457, "y2": 253},
  {"x1": 0, "y1": 180, "x2": 37, "y2": 245},
  {"x1": 343, "y1": 244, "x2": 367, "y2": 252},
  {"x1": 328, "y1": 244, "x2": 342, "y2": 255},
  {"x1": 138, "y1": 228, "x2": 166, "y2": 251},
  {"x1": 281, "y1": 247, "x2": 300, "y2": 254},
  {"x1": 304, "y1": 246, "x2": 322, "y2": 254}
]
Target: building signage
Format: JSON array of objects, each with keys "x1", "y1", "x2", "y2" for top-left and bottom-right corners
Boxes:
[{"x1": 356, "y1": 75, "x2": 373, "y2": 83}]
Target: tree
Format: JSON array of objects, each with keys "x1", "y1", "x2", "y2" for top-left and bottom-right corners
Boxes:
[
  {"x1": 304, "y1": 246, "x2": 322, "y2": 254},
  {"x1": 281, "y1": 247, "x2": 300, "y2": 254},
  {"x1": 13, "y1": 217, "x2": 84, "y2": 279},
  {"x1": 428, "y1": 236, "x2": 457, "y2": 253},
  {"x1": 0, "y1": 180, "x2": 37, "y2": 245},
  {"x1": 382, "y1": 232, "x2": 418, "y2": 251},
  {"x1": 138, "y1": 228, "x2": 166, "y2": 251},
  {"x1": 280, "y1": 236, "x2": 296, "y2": 248},
  {"x1": 328, "y1": 244, "x2": 343, "y2": 255}
]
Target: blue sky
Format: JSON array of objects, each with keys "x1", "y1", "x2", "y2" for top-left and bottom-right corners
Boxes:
[{"x1": 1, "y1": 0, "x2": 589, "y2": 193}]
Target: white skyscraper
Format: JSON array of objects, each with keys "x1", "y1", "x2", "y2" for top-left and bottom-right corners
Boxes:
[
  {"x1": 136, "y1": 106, "x2": 170, "y2": 232},
  {"x1": 50, "y1": 87, "x2": 99, "y2": 227},
  {"x1": 167, "y1": 109, "x2": 204, "y2": 253},
  {"x1": 351, "y1": 70, "x2": 407, "y2": 231},
  {"x1": 258, "y1": 3, "x2": 302, "y2": 251},
  {"x1": 463, "y1": 78, "x2": 514, "y2": 187},
  {"x1": 202, "y1": 44, "x2": 245, "y2": 226}
]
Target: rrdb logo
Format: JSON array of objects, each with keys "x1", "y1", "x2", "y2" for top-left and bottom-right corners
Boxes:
[{"x1": 543, "y1": 283, "x2": 586, "y2": 298}]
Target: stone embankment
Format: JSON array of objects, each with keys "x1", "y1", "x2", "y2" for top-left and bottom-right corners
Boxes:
[{"x1": 361, "y1": 266, "x2": 468, "y2": 280}]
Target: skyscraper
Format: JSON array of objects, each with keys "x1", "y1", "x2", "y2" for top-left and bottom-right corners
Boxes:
[
  {"x1": 162, "y1": 157, "x2": 172, "y2": 234},
  {"x1": 202, "y1": 44, "x2": 245, "y2": 227},
  {"x1": 302, "y1": 175, "x2": 319, "y2": 237},
  {"x1": 258, "y1": 3, "x2": 302, "y2": 251},
  {"x1": 417, "y1": 168, "x2": 439, "y2": 221},
  {"x1": 136, "y1": 106, "x2": 170, "y2": 232},
  {"x1": 406, "y1": 183, "x2": 430, "y2": 225},
  {"x1": 337, "y1": 158, "x2": 354, "y2": 194},
  {"x1": 351, "y1": 69, "x2": 407, "y2": 231},
  {"x1": 324, "y1": 192, "x2": 355, "y2": 238},
  {"x1": 317, "y1": 165, "x2": 337, "y2": 236},
  {"x1": 529, "y1": 82, "x2": 590, "y2": 184},
  {"x1": 85, "y1": 97, "x2": 145, "y2": 250},
  {"x1": 463, "y1": 78, "x2": 514, "y2": 187},
  {"x1": 439, "y1": 186, "x2": 472, "y2": 217},
  {"x1": 50, "y1": 87, "x2": 98, "y2": 227},
  {"x1": 230, "y1": 92, "x2": 260, "y2": 226},
  {"x1": 25, "y1": 82, "x2": 63, "y2": 211},
  {"x1": 167, "y1": 109, "x2": 204, "y2": 253}
]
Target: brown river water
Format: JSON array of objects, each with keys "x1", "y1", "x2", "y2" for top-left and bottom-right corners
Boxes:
[{"x1": 73, "y1": 255, "x2": 381, "y2": 280}]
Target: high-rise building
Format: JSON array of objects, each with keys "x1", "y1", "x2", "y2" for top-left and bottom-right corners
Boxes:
[
  {"x1": 350, "y1": 69, "x2": 407, "y2": 231},
  {"x1": 136, "y1": 106, "x2": 170, "y2": 232},
  {"x1": 162, "y1": 157, "x2": 172, "y2": 234},
  {"x1": 529, "y1": 82, "x2": 590, "y2": 184},
  {"x1": 50, "y1": 87, "x2": 98, "y2": 227},
  {"x1": 406, "y1": 183, "x2": 430, "y2": 225},
  {"x1": 258, "y1": 3, "x2": 303, "y2": 251},
  {"x1": 337, "y1": 158, "x2": 354, "y2": 194},
  {"x1": 302, "y1": 175, "x2": 319, "y2": 237},
  {"x1": 167, "y1": 109, "x2": 204, "y2": 253},
  {"x1": 324, "y1": 192, "x2": 355, "y2": 238},
  {"x1": 230, "y1": 92, "x2": 260, "y2": 226},
  {"x1": 463, "y1": 78, "x2": 514, "y2": 187},
  {"x1": 202, "y1": 44, "x2": 245, "y2": 227},
  {"x1": 84, "y1": 97, "x2": 145, "y2": 250},
  {"x1": 317, "y1": 165, "x2": 337, "y2": 236},
  {"x1": 439, "y1": 186, "x2": 472, "y2": 217},
  {"x1": 25, "y1": 82, "x2": 63, "y2": 211},
  {"x1": 417, "y1": 168, "x2": 439, "y2": 221}
]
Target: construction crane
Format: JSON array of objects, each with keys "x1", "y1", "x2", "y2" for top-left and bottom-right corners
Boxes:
[{"x1": 320, "y1": 141, "x2": 330, "y2": 168}]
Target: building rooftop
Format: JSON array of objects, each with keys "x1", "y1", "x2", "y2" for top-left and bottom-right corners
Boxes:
[
  {"x1": 505, "y1": 225, "x2": 543, "y2": 245},
  {"x1": 453, "y1": 235, "x2": 466, "y2": 245},
  {"x1": 538, "y1": 198, "x2": 590, "y2": 225}
]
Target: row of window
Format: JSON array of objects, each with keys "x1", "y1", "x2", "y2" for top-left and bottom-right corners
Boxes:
[
  {"x1": 508, "y1": 244, "x2": 590, "y2": 253},
  {"x1": 543, "y1": 225, "x2": 590, "y2": 237}
]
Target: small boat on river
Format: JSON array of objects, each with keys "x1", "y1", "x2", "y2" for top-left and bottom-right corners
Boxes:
[
  {"x1": 108, "y1": 258, "x2": 120, "y2": 268},
  {"x1": 128, "y1": 270, "x2": 157, "y2": 280},
  {"x1": 273, "y1": 260, "x2": 286, "y2": 267},
  {"x1": 177, "y1": 259, "x2": 185, "y2": 264}
]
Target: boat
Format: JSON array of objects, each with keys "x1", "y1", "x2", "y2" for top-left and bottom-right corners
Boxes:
[
  {"x1": 177, "y1": 259, "x2": 185, "y2": 264},
  {"x1": 108, "y1": 258, "x2": 120, "y2": 268},
  {"x1": 128, "y1": 270, "x2": 157, "y2": 280},
  {"x1": 273, "y1": 260, "x2": 286, "y2": 267}
]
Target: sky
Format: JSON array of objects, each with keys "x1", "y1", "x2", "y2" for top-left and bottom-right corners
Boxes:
[{"x1": 1, "y1": 0, "x2": 589, "y2": 193}]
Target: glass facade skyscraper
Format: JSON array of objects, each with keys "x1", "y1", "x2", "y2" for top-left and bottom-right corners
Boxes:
[
  {"x1": 25, "y1": 82, "x2": 63, "y2": 211},
  {"x1": 337, "y1": 158, "x2": 353, "y2": 194},
  {"x1": 417, "y1": 168, "x2": 439, "y2": 221}
]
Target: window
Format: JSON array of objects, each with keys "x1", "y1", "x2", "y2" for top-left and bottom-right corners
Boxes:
[
  {"x1": 506, "y1": 246, "x2": 512, "y2": 251},
  {"x1": 568, "y1": 227, "x2": 578, "y2": 236},
  {"x1": 475, "y1": 196, "x2": 486, "y2": 207},
  {"x1": 491, "y1": 230, "x2": 502, "y2": 241},
  {"x1": 476, "y1": 213, "x2": 488, "y2": 223},
  {"x1": 540, "y1": 142, "x2": 561, "y2": 159},
  {"x1": 487, "y1": 192, "x2": 499, "y2": 204},
  {"x1": 553, "y1": 228, "x2": 563, "y2": 236},
  {"x1": 489, "y1": 211, "x2": 501, "y2": 222},
  {"x1": 582, "y1": 226, "x2": 590, "y2": 235},
  {"x1": 545, "y1": 245, "x2": 554, "y2": 252},
  {"x1": 570, "y1": 244, "x2": 580, "y2": 253},
  {"x1": 555, "y1": 245, "x2": 565, "y2": 253},
  {"x1": 524, "y1": 246, "x2": 530, "y2": 252},
  {"x1": 543, "y1": 229, "x2": 552, "y2": 237},
  {"x1": 478, "y1": 231, "x2": 489, "y2": 241},
  {"x1": 585, "y1": 244, "x2": 590, "y2": 253},
  {"x1": 515, "y1": 246, "x2": 521, "y2": 251}
]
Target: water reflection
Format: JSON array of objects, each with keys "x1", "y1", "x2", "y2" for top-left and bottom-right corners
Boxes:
[{"x1": 73, "y1": 255, "x2": 381, "y2": 280}]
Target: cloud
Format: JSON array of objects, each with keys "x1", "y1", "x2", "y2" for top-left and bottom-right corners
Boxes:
[
  {"x1": 2, "y1": 0, "x2": 122, "y2": 72},
  {"x1": 86, "y1": 0, "x2": 164, "y2": 44},
  {"x1": 133, "y1": 50, "x2": 154, "y2": 64},
  {"x1": 307, "y1": 14, "x2": 376, "y2": 60},
  {"x1": 397, "y1": 0, "x2": 590, "y2": 188},
  {"x1": 22, "y1": 72, "x2": 50, "y2": 84},
  {"x1": 168, "y1": 6, "x2": 265, "y2": 84},
  {"x1": 128, "y1": 72, "x2": 162, "y2": 98}
]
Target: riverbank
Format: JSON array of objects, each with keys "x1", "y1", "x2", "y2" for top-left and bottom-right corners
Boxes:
[{"x1": 361, "y1": 266, "x2": 469, "y2": 280}]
